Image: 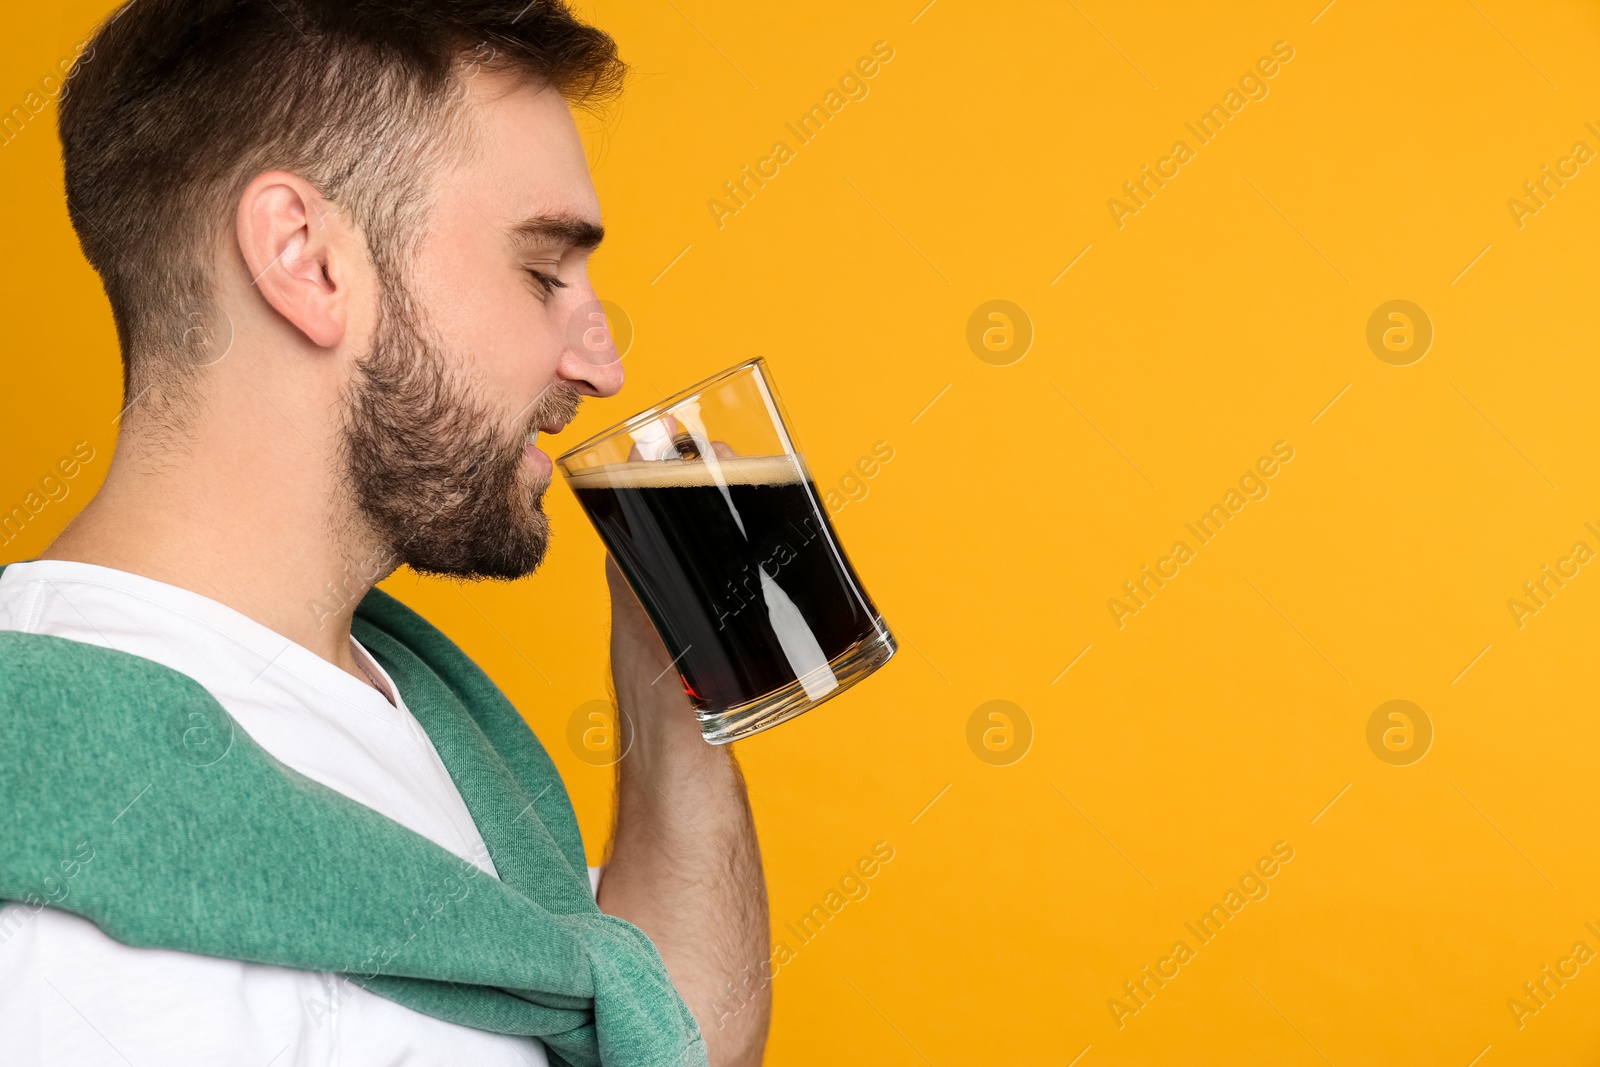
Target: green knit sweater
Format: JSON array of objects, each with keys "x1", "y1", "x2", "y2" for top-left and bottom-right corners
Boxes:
[{"x1": 0, "y1": 565, "x2": 707, "y2": 1067}]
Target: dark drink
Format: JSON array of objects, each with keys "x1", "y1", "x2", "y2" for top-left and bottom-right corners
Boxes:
[
  {"x1": 559, "y1": 357, "x2": 897, "y2": 743},
  {"x1": 569, "y1": 455, "x2": 894, "y2": 721}
]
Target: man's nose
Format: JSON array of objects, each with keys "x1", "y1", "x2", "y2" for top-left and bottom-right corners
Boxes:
[{"x1": 558, "y1": 297, "x2": 626, "y2": 398}]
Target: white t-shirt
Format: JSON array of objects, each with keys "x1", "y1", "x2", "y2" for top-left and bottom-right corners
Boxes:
[{"x1": 0, "y1": 559, "x2": 592, "y2": 1066}]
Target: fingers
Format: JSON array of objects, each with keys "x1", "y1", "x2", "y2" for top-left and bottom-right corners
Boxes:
[{"x1": 623, "y1": 411, "x2": 738, "y2": 462}]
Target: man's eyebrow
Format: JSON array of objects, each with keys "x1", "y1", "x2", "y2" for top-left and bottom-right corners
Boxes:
[{"x1": 508, "y1": 213, "x2": 605, "y2": 251}]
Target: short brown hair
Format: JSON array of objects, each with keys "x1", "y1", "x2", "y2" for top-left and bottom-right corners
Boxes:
[{"x1": 59, "y1": 0, "x2": 625, "y2": 408}]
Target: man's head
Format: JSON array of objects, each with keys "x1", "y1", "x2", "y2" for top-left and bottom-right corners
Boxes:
[{"x1": 59, "y1": 0, "x2": 628, "y2": 580}]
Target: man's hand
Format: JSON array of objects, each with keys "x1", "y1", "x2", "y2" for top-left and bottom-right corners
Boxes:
[
  {"x1": 596, "y1": 555, "x2": 771, "y2": 1067},
  {"x1": 601, "y1": 554, "x2": 667, "y2": 677}
]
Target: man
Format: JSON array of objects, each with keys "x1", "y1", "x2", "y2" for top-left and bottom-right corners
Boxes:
[{"x1": 0, "y1": 2, "x2": 769, "y2": 1065}]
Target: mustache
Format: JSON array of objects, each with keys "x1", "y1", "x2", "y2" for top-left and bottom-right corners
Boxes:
[{"x1": 518, "y1": 382, "x2": 584, "y2": 440}]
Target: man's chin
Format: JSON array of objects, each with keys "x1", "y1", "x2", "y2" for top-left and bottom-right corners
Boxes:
[
  {"x1": 405, "y1": 541, "x2": 548, "y2": 582},
  {"x1": 398, "y1": 499, "x2": 551, "y2": 581}
]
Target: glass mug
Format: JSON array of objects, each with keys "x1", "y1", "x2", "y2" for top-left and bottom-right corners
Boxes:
[{"x1": 557, "y1": 359, "x2": 897, "y2": 744}]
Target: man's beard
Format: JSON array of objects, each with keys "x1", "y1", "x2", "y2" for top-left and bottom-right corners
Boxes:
[{"x1": 339, "y1": 273, "x2": 581, "y2": 580}]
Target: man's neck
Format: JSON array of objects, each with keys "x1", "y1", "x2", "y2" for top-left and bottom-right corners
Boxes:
[{"x1": 41, "y1": 420, "x2": 392, "y2": 693}]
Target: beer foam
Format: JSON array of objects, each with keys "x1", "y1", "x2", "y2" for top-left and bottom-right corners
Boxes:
[{"x1": 566, "y1": 455, "x2": 805, "y2": 490}]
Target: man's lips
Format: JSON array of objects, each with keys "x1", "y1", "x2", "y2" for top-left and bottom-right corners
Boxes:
[
  {"x1": 523, "y1": 419, "x2": 572, "y2": 475},
  {"x1": 525, "y1": 420, "x2": 569, "y2": 445}
]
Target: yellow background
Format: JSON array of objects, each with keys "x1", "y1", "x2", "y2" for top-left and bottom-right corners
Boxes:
[{"x1": 5, "y1": 1, "x2": 1600, "y2": 1063}]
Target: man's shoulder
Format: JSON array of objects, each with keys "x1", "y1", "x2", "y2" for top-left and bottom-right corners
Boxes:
[{"x1": 0, "y1": 627, "x2": 206, "y2": 698}]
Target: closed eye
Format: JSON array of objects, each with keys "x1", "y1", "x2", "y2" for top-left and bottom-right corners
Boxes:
[{"x1": 527, "y1": 269, "x2": 568, "y2": 299}]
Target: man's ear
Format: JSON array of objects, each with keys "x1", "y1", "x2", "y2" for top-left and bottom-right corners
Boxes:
[{"x1": 236, "y1": 171, "x2": 348, "y2": 348}]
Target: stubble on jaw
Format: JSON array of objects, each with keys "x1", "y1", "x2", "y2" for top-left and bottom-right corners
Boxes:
[{"x1": 337, "y1": 271, "x2": 583, "y2": 582}]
